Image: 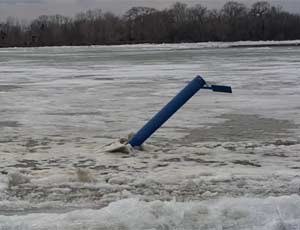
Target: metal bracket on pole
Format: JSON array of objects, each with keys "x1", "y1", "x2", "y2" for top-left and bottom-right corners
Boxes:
[{"x1": 129, "y1": 75, "x2": 232, "y2": 147}]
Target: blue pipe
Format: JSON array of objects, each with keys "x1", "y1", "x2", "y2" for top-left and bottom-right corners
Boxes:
[{"x1": 129, "y1": 76, "x2": 206, "y2": 147}]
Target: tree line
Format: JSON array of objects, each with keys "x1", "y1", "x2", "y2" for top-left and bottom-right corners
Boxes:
[{"x1": 1, "y1": 1, "x2": 300, "y2": 47}]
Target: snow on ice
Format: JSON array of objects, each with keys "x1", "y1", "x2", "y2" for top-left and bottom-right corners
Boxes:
[{"x1": 0, "y1": 41, "x2": 300, "y2": 229}]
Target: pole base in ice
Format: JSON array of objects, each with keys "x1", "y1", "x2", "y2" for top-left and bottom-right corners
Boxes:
[{"x1": 103, "y1": 141, "x2": 132, "y2": 154}]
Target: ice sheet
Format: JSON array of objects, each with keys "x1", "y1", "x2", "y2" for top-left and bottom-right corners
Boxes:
[{"x1": 0, "y1": 42, "x2": 300, "y2": 228}]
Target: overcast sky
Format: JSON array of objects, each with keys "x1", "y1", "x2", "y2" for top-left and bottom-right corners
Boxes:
[{"x1": 1, "y1": 0, "x2": 300, "y2": 21}]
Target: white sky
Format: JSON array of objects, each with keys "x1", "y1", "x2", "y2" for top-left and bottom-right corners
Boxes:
[{"x1": 0, "y1": 0, "x2": 300, "y2": 21}]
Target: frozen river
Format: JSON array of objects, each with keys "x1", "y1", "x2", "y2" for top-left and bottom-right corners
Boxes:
[{"x1": 0, "y1": 42, "x2": 300, "y2": 229}]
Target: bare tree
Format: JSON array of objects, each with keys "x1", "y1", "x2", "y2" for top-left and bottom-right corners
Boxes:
[{"x1": 0, "y1": 1, "x2": 300, "y2": 47}]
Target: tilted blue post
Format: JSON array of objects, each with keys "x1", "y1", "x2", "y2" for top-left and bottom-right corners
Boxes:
[{"x1": 129, "y1": 76, "x2": 206, "y2": 147}]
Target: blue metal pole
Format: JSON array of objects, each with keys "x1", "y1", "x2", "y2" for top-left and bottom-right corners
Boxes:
[{"x1": 129, "y1": 76, "x2": 206, "y2": 147}]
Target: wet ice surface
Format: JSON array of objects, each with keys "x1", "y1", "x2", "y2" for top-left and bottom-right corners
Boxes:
[{"x1": 0, "y1": 42, "x2": 300, "y2": 229}]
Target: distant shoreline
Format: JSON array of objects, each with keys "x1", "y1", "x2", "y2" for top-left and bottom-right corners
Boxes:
[
  {"x1": 229, "y1": 43, "x2": 300, "y2": 48},
  {"x1": 1, "y1": 40, "x2": 300, "y2": 50},
  {"x1": 1, "y1": 2, "x2": 300, "y2": 49}
]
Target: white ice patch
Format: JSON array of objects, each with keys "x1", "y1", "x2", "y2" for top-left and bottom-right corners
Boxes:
[
  {"x1": 0, "y1": 195, "x2": 300, "y2": 230},
  {"x1": 102, "y1": 141, "x2": 132, "y2": 154}
]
